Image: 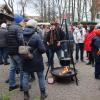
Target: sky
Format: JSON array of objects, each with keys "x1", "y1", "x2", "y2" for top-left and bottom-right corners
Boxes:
[{"x1": 0, "y1": 0, "x2": 38, "y2": 16}]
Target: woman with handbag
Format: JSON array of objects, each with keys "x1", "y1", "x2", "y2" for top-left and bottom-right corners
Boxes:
[{"x1": 21, "y1": 19, "x2": 47, "y2": 100}]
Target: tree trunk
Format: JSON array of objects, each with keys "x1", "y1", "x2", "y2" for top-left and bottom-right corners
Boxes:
[
  {"x1": 40, "y1": 0, "x2": 44, "y2": 22},
  {"x1": 48, "y1": 0, "x2": 51, "y2": 22},
  {"x1": 68, "y1": 0, "x2": 71, "y2": 22},
  {"x1": 44, "y1": 1, "x2": 47, "y2": 22}
]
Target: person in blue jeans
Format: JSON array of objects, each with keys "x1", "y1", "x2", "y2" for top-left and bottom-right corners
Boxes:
[
  {"x1": 7, "y1": 15, "x2": 24, "y2": 91},
  {"x1": 9, "y1": 55, "x2": 23, "y2": 90},
  {"x1": 22, "y1": 19, "x2": 47, "y2": 100}
]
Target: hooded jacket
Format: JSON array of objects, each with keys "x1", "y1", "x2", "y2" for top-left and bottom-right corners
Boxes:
[
  {"x1": 22, "y1": 26, "x2": 46, "y2": 72},
  {"x1": 91, "y1": 29, "x2": 100, "y2": 62},
  {"x1": 73, "y1": 27, "x2": 86, "y2": 43}
]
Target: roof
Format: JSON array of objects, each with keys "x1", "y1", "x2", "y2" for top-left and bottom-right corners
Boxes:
[{"x1": 0, "y1": 4, "x2": 13, "y2": 15}]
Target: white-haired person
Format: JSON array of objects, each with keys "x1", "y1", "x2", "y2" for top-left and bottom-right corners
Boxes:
[
  {"x1": 21, "y1": 19, "x2": 47, "y2": 100},
  {"x1": 0, "y1": 23, "x2": 9, "y2": 65}
]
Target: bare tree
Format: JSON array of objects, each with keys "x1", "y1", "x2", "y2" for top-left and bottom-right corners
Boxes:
[
  {"x1": 18, "y1": 0, "x2": 29, "y2": 17},
  {"x1": 48, "y1": 0, "x2": 51, "y2": 22}
]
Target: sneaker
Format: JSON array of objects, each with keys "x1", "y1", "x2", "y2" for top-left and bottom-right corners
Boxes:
[{"x1": 9, "y1": 85, "x2": 19, "y2": 91}]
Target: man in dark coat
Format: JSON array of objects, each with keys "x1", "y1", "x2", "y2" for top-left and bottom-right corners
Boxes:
[
  {"x1": 46, "y1": 22, "x2": 65, "y2": 69},
  {"x1": 22, "y1": 19, "x2": 47, "y2": 100},
  {"x1": 91, "y1": 24, "x2": 100, "y2": 79},
  {"x1": 0, "y1": 23, "x2": 9, "y2": 65},
  {"x1": 7, "y1": 15, "x2": 24, "y2": 91}
]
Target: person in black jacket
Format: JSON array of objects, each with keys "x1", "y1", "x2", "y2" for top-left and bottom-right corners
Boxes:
[
  {"x1": 46, "y1": 22, "x2": 65, "y2": 69},
  {"x1": 0, "y1": 23, "x2": 9, "y2": 65},
  {"x1": 7, "y1": 15, "x2": 24, "y2": 91},
  {"x1": 22, "y1": 19, "x2": 47, "y2": 100},
  {"x1": 91, "y1": 24, "x2": 100, "y2": 79}
]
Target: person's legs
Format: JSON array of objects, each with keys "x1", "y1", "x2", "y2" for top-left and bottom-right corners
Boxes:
[
  {"x1": 9, "y1": 56, "x2": 17, "y2": 87},
  {"x1": 22, "y1": 72, "x2": 30, "y2": 99},
  {"x1": 95, "y1": 62, "x2": 100, "y2": 78},
  {"x1": 9, "y1": 55, "x2": 22, "y2": 91},
  {"x1": 80, "y1": 43, "x2": 84, "y2": 61},
  {"x1": 56, "y1": 49, "x2": 62, "y2": 59},
  {"x1": 86, "y1": 52, "x2": 91, "y2": 65},
  {"x1": 22, "y1": 72, "x2": 30, "y2": 92},
  {"x1": 37, "y1": 71, "x2": 45, "y2": 90},
  {"x1": 46, "y1": 49, "x2": 49, "y2": 63},
  {"x1": 91, "y1": 52, "x2": 95, "y2": 67},
  {"x1": 37, "y1": 71, "x2": 47, "y2": 99},
  {"x1": 2, "y1": 48, "x2": 9, "y2": 64},
  {"x1": 48, "y1": 48, "x2": 55, "y2": 69},
  {"x1": 76, "y1": 44, "x2": 79, "y2": 61},
  {"x1": 0, "y1": 48, "x2": 3, "y2": 64}
]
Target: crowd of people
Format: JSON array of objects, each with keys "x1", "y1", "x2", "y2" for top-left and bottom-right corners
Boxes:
[
  {"x1": 0, "y1": 15, "x2": 100, "y2": 100},
  {"x1": 73, "y1": 23, "x2": 100, "y2": 79}
]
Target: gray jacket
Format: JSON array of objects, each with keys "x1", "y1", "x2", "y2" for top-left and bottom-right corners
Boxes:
[{"x1": 0, "y1": 28, "x2": 8, "y2": 47}]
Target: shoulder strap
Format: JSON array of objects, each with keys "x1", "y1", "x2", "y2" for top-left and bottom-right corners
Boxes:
[
  {"x1": 27, "y1": 33, "x2": 35, "y2": 45},
  {"x1": 21, "y1": 33, "x2": 35, "y2": 46},
  {"x1": 21, "y1": 34, "x2": 26, "y2": 46}
]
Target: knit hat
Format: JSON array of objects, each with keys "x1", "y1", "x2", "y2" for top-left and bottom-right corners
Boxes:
[
  {"x1": 26, "y1": 19, "x2": 38, "y2": 28},
  {"x1": 1, "y1": 23, "x2": 7, "y2": 28},
  {"x1": 14, "y1": 15, "x2": 24, "y2": 23}
]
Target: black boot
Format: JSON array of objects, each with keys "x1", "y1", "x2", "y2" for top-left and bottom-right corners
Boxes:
[
  {"x1": 24, "y1": 91, "x2": 30, "y2": 100},
  {"x1": 40, "y1": 89, "x2": 47, "y2": 100}
]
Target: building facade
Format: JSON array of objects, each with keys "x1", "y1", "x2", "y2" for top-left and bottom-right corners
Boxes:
[
  {"x1": 0, "y1": 4, "x2": 14, "y2": 24},
  {"x1": 91, "y1": 0, "x2": 100, "y2": 21}
]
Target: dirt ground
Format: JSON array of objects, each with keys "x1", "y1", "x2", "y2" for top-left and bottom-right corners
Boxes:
[{"x1": 0, "y1": 54, "x2": 100, "y2": 100}]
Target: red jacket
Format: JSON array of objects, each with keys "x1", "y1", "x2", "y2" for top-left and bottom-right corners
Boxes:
[
  {"x1": 84, "y1": 30, "x2": 95, "y2": 52},
  {"x1": 94, "y1": 29, "x2": 100, "y2": 36}
]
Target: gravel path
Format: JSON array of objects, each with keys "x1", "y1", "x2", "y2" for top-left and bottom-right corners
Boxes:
[{"x1": 0, "y1": 55, "x2": 100, "y2": 100}]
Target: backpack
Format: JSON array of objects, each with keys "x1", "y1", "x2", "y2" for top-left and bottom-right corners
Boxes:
[
  {"x1": 7, "y1": 30, "x2": 19, "y2": 55},
  {"x1": 18, "y1": 34, "x2": 34, "y2": 60}
]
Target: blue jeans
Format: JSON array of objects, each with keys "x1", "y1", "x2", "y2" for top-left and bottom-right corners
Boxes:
[
  {"x1": 48, "y1": 47, "x2": 61, "y2": 69},
  {"x1": 76, "y1": 43, "x2": 84, "y2": 61},
  {"x1": 0, "y1": 47, "x2": 8, "y2": 63},
  {"x1": 22, "y1": 71, "x2": 45, "y2": 92},
  {"x1": 9, "y1": 55, "x2": 23, "y2": 87}
]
